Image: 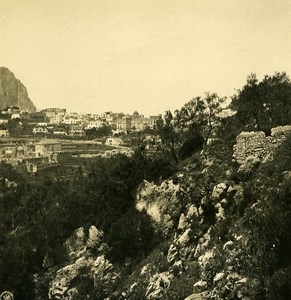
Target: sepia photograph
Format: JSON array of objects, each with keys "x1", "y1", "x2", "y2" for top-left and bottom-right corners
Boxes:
[{"x1": 0, "y1": 0, "x2": 291, "y2": 299}]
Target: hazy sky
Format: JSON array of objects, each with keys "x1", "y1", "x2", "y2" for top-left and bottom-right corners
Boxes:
[{"x1": 1, "y1": 0, "x2": 291, "y2": 115}]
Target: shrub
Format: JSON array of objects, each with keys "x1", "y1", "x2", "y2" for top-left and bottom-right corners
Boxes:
[{"x1": 106, "y1": 209, "x2": 156, "y2": 262}]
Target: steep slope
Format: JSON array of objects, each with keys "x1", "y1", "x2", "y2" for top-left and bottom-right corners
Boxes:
[
  {"x1": 0, "y1": 67, "x2": 36, "y2": 112},
  {"x1": 1, "y1": 129, "x2": 290, "y2": 299}
]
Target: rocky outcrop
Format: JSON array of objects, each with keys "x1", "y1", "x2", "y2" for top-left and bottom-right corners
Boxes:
[
  {"x1": 0, "y1": 67, "x2": 36, "y2": 111},
  {"x1": 145, "y1": 272, "x2": 173, "y2": 299},
  {"x1": 132, "y1": 174, "x2": 247, "y2": 299},
  {"x1": 136, "y1": 179, "x2": 182, "y2": 236},
  {"x1": 47, "y1": 226, "x2": 119, "y2": 300},
  {"x1": 137, "y1": 176, "x2": 252, "y2": 299}
]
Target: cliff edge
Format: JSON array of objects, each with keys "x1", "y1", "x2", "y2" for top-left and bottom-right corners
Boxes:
[{"x1": 0, "y1": 67, "x2": 36, "y2": 112}]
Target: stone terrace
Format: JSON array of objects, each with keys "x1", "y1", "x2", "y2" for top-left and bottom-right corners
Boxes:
[{"x1": 233, "y1": 125, "x2": 291, "y2": 165}]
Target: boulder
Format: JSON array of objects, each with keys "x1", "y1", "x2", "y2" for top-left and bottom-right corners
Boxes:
[
  {"x1": 146, "y1": 272, "x2": 173, "y2": 299},
  {"x1": 65, "y1": 227, "x2": 86, "y2": 259},
  {"x1": 184, "y1": 293, "x2": 203, "y2": 300},
  {"x1": 65, "y1": 226, "x2": 104, "y2": 259},
  {"x1": 178, "y1": 213, "x2": 188, "y2": 230},
  {"x1": 140, "y1": 264, "x2": 151, "y2": 276},
  {"x1": 186, "y1": 204, "x2": 199, "y2": 219},
  {"x1": 167, "y1": 244, "x2": 178, "y2": 263},
  {"x1": 198, "y1": 249, "x2": 215, "y2": 269},
  {"x1": 135, "y1": 179, "x2": 182, "y2": 236},
  {"x1": 213, "y1": 272, "x2": 225, "y2": 283},
  {"x1": 193, "y1": 280, "x2": 207, "y2": 293},
  {"x1": 87, "y1": 225, "x2": 103, "y2": 249},
  {"x1": 235, "y1": 277, "x2": 248, "y2": 286},
  {"x1": 93, "y1": 255, "x2": 119, "y2": 295},
  {"x1": 212, "y1": 183, "x2": 228, "y2": 200},
  {"x1": 48, "y1": 257, "x2": 91, "y2": 299},
  {"x1": 215, "y1": 203, "x2": 225, "y2": 222},
  {"x1": 178, "y1": 229, "x2": 191, "y2": 246},
  {"x1": 223, "y1": 240, "x2": 234, "y2": 250},
  {"x1": 48, "y1": 226, "x2": 117, "y2": 300},
  {"x1": 173, "y1": 260, "x2": 183, "y2": 270},
  {"x1": 194, "y1": 230, "x2": 211, "y2": 257}
]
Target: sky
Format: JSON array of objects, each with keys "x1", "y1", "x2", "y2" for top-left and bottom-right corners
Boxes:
[{"x1": 1, "y1": 0, "x2": 291, "y2": 116}]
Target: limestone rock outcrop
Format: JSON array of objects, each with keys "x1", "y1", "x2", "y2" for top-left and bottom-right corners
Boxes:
[
  {"x1": 48, "y1": 226, "x2": 118, "y2": 300},
  {"x1": 0, "y1": 67, "x2": 36, "y2": 111},
  {"x1": 145, "y1": 272, "x2": 173, "y2": 299},
  {"x1": 135, "y1": 179, "x2": 182, "y2": 236}
]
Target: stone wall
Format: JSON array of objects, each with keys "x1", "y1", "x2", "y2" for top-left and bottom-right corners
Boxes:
[{"x1": 233, "y1": 125, "x2": 291, "y2": 164}]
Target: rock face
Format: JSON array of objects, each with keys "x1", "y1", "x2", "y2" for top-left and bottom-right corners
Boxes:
[
  {"x1": 135, "y1": 180, "x2": 181, "y2": 236},
  {"x1": 47, "y1": 226, "x2": 119, "y2": 300},
  {"x1": 0, "y1": 67, "x2": 36, "y2": 111}
]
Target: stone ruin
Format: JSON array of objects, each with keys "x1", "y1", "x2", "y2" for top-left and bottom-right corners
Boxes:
[{"x1": 233, "y1": 125, "x2": 291, "y2": 165}]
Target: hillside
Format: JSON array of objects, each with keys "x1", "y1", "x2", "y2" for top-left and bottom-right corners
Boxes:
[
  {"x1": 0, "y1": 72, "x2": 290, "y2": 300},
  {"x1": 0, "y1": 127, "x2": 289, "y2": 299},
  {"x1": 0, "y1": 67, "x2": 36, "y2": 112},
  {"x1": 38, "y1": 129, "x2": 290, "y2": 300}
]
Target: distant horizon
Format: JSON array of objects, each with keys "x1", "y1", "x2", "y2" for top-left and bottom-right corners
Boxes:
[{"x1": 1, "y1": 1, "x2": 291, "y2": 116}]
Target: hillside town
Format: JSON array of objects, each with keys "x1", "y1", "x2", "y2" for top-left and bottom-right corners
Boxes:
[
  {"x1": 0, "y1": 104, "x2": 236, "y2": 174},
  {"x1": 0, "y1": 106, "x2": 162, "y2": 136},
  {"x1": 0, "y1": 66, "x2": 237, "y2": 176},
  {"x1": 0, "y1": 106, "x2": 164, "y2": 173}
]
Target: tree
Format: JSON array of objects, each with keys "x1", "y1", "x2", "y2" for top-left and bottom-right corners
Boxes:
[
  {"x1": 261, "y1": 72, "x2": 291, "y2": 126},
  {"x1": 157, "y1": 93, "x2": 225, "y2": 161},
  {"x1": 85, "y1": 125, "x2": 112, "y2": 139},
  {"x1": 106, "y1": 208, "x2": 156, "y2": 262},
  {"x1": 157, "y1": 110, "x2": 180, "y2": 163},
  {"x1": 231, "y1": 74, "x2": 264, "y2": 130},
  {"x1": 175, "y1": 93, "x2": 225, "y2": 142},
  {"x1": 231, "y1": 72, "x2": 291, "y2": 132}
]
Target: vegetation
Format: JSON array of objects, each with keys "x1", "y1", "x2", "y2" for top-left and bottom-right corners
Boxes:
[
  {"x1": 231, "y1": 72, "x2": 291, "y2": 132},
  {"x1": 85, "y1": 124, "x2": 112, "y2": 139},
  {"x1": 157, "y1": 93, "x2": 225, "y2": 162},
  {"x1": 0, "y1": 149, "x2": 176, "y2": 299},
  {"x1": 0, "y1": 71, "x2": 291, "y2": 299}
]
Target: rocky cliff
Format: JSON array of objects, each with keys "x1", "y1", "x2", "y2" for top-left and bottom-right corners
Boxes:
[{"x1": 0, "y1": 67, "x2": 36, "y2": 112}]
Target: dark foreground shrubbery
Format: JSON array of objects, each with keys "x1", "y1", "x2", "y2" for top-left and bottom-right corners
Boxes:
[{"x1": 0, "y1": 150, "x2": 177, "y2": 299}]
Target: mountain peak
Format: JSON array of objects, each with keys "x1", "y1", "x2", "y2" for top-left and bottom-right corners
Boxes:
[{"x1": 0, "y1": 67, "x2": 36, "y2": 112}]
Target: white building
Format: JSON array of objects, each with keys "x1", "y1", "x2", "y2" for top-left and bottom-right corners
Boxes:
[
  {"x1": 0, "y1": 129, "x2": 10, "y2": 137},
  {"x1": 35, "y1": 139, "x2": 62, "y2": 161},
  {"x1": 85, "y1": 119, "x2": 105, "y2": 129},
  {"x1": 62, "y1": 117, "x2": 82, "y2": 125},
  {"x1": 33, "y1": 127, "x2": 48, "y2": 134},
  {"x1": 105, "y1": 137, "x2": 123, "y2": 147},
  {"x1": 36, "y1": 122, "x2": 48, "y2": 127},
  {"x1": 0, "y1": 119, "x2": 9, "y2": 125}
]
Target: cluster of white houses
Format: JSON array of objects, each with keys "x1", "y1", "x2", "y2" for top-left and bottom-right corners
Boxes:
[
  {"x1": 0, "y1": 136, "x2": 136, "y2": 173},
  {"x1": 0, "y1": 139, "x2": 62, "y2": 173},
  {"x1": 0, "y1": 106, "x2": 234, "y2": 138},
  {"x1": 0, "y1": 107, "x2": 162, "y2": 137},
  {"x1": 0, "y1": 107, "x2": 164, "y2": 172},
  {"x1": 33, "y1": 109, "x2": 161, "y2": 136}
]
